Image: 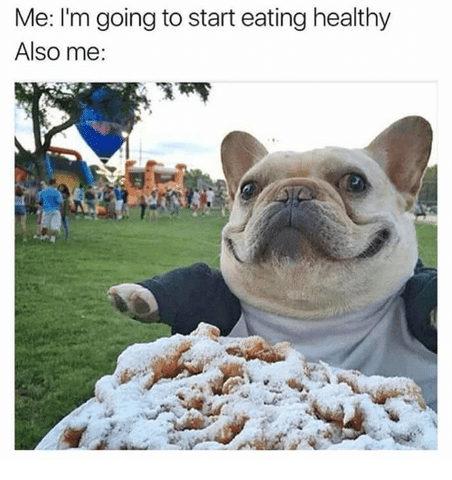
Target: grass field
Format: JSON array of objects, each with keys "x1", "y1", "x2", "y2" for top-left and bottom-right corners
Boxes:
[{"x1": 14, "y1": 208, "x2": 437, "y2": 450}]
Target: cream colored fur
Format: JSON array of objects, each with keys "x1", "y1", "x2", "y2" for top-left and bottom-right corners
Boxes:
[{"x1": 220, "y1": 116, "x2": 432, "y2": 319}]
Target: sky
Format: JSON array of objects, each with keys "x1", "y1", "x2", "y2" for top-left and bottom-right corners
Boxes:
[{"x1": 15, "y1": 82, "x2": 437, "y2": 181}]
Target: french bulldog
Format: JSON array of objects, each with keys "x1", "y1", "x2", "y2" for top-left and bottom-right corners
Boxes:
[{"x1": 108, "y1": 116, "x2": 437, "y2": 410}]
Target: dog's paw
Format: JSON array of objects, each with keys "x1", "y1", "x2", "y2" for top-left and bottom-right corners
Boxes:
[{"x1": 108, "y1": 283, "x2": 160, "y2": 323}]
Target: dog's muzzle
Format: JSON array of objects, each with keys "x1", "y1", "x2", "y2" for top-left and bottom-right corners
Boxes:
[{"x1": 226, "y1": 181, "x2": 392, "y2": 263}]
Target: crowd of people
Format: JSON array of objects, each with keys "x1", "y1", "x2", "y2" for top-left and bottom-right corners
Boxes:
[
  {"x1": 137, "y1": 188, "x2": 182, "y2": 220},
  {"x1": 188, "y1": 188, "x2": 217, "y2": 217},
  {"x1": 15, "y1": 179, "x2": 65, "y2": 243},
  {"x1": 15, "y1": 181, "x2": 227, "y2": 243},
  {"x1": 136, "y1": 187, "x2": 223, "y2": 220},
  {"x1": 15, "y1": 181, "x2": 132, "y2": 242}
]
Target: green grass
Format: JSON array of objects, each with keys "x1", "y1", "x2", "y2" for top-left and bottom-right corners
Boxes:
[
  {"x1": 414, "y1": 221, "x2": 437, "y2": 268},
  {"x1": 14, "y1": 210, "x2": 437, "y2": 449},
  {"x1": 15, "y1": 208, "x2": 228, "y2": 450}
]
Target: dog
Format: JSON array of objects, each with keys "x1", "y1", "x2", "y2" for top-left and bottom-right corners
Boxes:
[{"x1": 109, "y1": 116, "x2": 437, "y2": 410}]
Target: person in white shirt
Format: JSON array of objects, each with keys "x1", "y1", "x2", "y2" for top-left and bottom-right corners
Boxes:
[
  {"x1": 148, "y1": 190, "x2": 159, "y2": 220},
  {"x1": 73, "y1": 184, "x2": 85, "y2": 216},
  {"x1": 206, "y1": 188, "x2": 215, "y2": 215},
  {"x1": 191, "y1": 189, "x2": 200, "y2": 217}
]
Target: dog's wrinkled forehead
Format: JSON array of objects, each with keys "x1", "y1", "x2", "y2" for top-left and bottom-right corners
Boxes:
[{"x1": 241, "y1": 146, "x2": 384, "y2": 186}]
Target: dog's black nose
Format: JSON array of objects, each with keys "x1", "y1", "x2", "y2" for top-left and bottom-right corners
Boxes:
[{"x1": 275, "y1": 185, "x2": 314, "y2": 203}]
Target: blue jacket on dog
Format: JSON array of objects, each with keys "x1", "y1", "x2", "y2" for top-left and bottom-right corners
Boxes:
[{"x1": 138, "y1": 259, "x2": 437, "y2": 354}]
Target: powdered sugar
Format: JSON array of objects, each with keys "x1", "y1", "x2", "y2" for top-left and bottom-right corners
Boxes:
[{"x1": 36, "y1": 323, "x2": 437, "y2": 450}]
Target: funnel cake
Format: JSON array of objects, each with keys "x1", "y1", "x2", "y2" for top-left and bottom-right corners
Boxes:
[{"x1": 36, "y1": 323, "x2": 437, "y2": 450}]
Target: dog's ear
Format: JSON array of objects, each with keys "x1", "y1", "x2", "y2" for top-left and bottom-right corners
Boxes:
[
  {"x1": 365, "y1": 116, "x2": 432, "y2": 208},
  {"x1": 221, "y1": 131, "x2": 268, "y2": 200}
]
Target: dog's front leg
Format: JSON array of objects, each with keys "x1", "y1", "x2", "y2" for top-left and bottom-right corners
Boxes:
[{"x1": 108, "y1": 283, "x2": 160, "y2": 323}]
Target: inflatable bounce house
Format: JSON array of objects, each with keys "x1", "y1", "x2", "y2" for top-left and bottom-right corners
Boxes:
[
  {"x1": 125, "y1": 160, "x2": 186, "y2": 205},
  {"x1": 14, "y1": 146, "x2": 93, "y2": 189},
  {"x1": 44, "y1": 146, "x2": 94, "y2": 190}
]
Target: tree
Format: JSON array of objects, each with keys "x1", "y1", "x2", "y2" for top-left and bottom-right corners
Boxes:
[
  {"x1": 184, "y1": 168, "x2": 214, "y2": 190},
  {"x1": 15, "y1": 82, "x2": 211, "y2": 180},
  {"x1": 418, "y1": 164, "x2": 437, "y2": 206}
]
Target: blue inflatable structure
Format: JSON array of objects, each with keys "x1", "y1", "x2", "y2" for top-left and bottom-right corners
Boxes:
[
  {"x1": 76, "y1": 86, "x2": 133, "y2": 164},
  {"x1": 44, "y1": 155, "x2": 94, "y2": 185},
  {"x1": 44, "y1": 146, "x2": 94, "y2": 189}
]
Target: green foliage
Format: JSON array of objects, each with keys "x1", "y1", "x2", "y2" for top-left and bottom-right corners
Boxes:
[
  {"x1": 15, "y1": 82, "x2": 211, "y2": 179},
  {"x1": 16, "y1": 83, "x2": 88, "y2": 130},
  {"x1": 184, "y1": 168, "x2": 214, "y2": 190},
  {"x1": 423, "y1": 165, "x2": 437, "y2": 182},
  {"x1": 155, "y1": 82, "x2": 211, "y2": 103},
  {"x1": 418, "y1": 165, "x2": 437, "y2": 205}
]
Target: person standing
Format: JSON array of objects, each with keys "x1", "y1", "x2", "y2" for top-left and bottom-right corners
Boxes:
[
  {"x1": 58, "y1": 184, "x2": 71, "y2": 240},
  {"x1": 138, "y1": 191, "x2": 148, "y2": 220},
  {"x1": 38, "y1": 179, "x2": 63, "y2": 243},
  {"x1": 73, "y1": 183, "x2": 85, "y2": 217},
  {"x1": 34, "y1": 181, "x2": 45, "y2": 238},
  {"x1": 206, "y1": 188, "x2": 215, "y2": 215},
  {"x1": 171, "y1": 190, "x2": 180, "y2": 216},
  {"x1": 200, "y1": 189, "x2": 208, "y2": 215},
  {"x1": 102, "y1": 186, "x2": 111, "y2": 218},
  {"x1": 192, "y1": 189, "x2": 200, "y2": 216},
  {"x1": 107, "y1": 187, "x2": 116, "y2": 219},
  {"x1": 15, "y1": 184, "x2": 27, "y2": 238},
  {"x1": 121, "y1": 187, "x2": 129, "y2": 219},
  {"x1": 114, "y1": 184, "x2": 123, "y2": 220},
  {"x1": 148, "y1": 189, "x2": 159, "y2": 220},
  {"x1": 164, "y1": 189, "x2": 172, "y2": 216},
  {"x1": 186, "y1": 189, "x2": 193, "y2": 209},
  {"x1": 158, "y1": 190, "x2": 167, "y2": 214},
  {"x1": 85, "y1": 185, "x2": 97, "y2": 219}
]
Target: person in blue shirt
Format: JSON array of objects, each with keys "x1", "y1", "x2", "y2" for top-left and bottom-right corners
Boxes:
[{"x1": 38, "y1": 179, "x2": 63, "y2": 243}]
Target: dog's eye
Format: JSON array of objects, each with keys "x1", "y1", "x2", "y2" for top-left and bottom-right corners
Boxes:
[
  {"x1": 240, "y1": 182, "x2": 258, "y2": 200},
  {"x1": 339, "y1": 173, "x2": 369, "y2": 193}
]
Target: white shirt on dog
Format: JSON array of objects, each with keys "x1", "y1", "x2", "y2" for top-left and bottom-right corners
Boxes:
[{"x1": 229, "y1": 294, "x2": 437, "y2": 411}]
